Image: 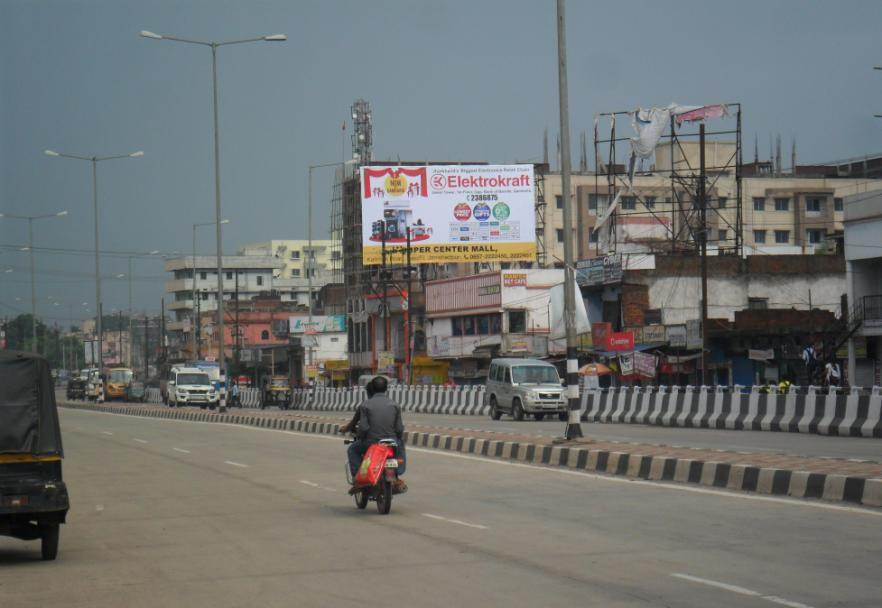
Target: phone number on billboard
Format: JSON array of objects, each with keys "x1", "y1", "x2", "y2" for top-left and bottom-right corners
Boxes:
[{"x1": 467, "y1": 194, "x2": 498, "y2": 202}]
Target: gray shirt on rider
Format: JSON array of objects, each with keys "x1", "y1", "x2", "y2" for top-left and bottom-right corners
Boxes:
[{"x1": 356, "y1": 394, "x2": 404, "y2": 443}]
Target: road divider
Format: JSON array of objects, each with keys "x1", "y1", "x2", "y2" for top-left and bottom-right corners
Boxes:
[{"x1": 59, "y1": 400, "x2": 882, "y2": 510}]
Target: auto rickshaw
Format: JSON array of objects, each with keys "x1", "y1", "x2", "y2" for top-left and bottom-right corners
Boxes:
[
  {"x1": 262, "y1": 376, "x2": 291, "y2": 410},
  {"x1": 0, "y1": 351, "x2": 70, "y2": 560}
]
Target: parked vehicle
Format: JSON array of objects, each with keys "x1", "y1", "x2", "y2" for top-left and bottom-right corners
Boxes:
[
  {"x1": 105, "y1": 367, "x2": 134, "y2": 401},
  {"x1": 344, "y1": 437, "x2": 403, "y2": 515},
  {"x1": 0, "y1": 350, "x2": 70, "y2": 560},
  {"x1": 65, "y1": 374, "x2": 87, "y2": 400},
  {"x1": 125, "y1": 380, "x2": 146, "y2": 402},
  {"x1": 485, "y1": 358, "x2": 567, "y2": 421},
  {"x1": 262, "y1": 376, "x2": 291, "y2": 409},
  {"x1": 167, "y1": 366, "x2": 218, "y2": 408}
]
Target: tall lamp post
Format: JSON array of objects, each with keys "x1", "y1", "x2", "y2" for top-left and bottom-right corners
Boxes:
[
  {"x1": 45, "y1": 149, "x2": 143, "y2": 369},
  {"x1": 555, "y1": 0, "x2": 583, "y2": 439},
  {"x1": 192, "y1": 219, "x2": 229, "y2": 360},
  {"x1": 0, "y1": 210, "x2": 68, "y2": 353},
  {"x1": 141, "y1": 29, "x2": 286, "y2": 411}
]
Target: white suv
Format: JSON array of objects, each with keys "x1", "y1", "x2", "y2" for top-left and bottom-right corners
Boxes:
[{"x1": 168, "y1": 367, "x2": 218, "y2": 409}]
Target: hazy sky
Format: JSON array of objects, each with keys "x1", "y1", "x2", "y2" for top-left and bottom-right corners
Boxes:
[{"x1": 2, "y1": 0, "x2": 881, "y2": 322}]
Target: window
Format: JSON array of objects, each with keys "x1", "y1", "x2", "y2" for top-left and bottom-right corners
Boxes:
[
  {"x1": 257, "y1": 276, "x2": 264, "y2": 286},
  {"x1": 754, "y1": 230, "x2": 767, "y2": 244},
  {"x1": 508, "y1": 310, "x2": 526, "y2": 333},
  {"x1": 806, "y1": 197, "x2": 824, "y2": 213},
  {"x1": 774, "y1": 230, "x2": 790, "y2": 244},
  {"x1": 644, "y1": 196, "x2": 656, "y2": 209},
  {"x1": 834, "y1": 197, "x2": 843, "y2": 212},
  {"x1": 717, "y1": 229, "x2": 728, "y2": 241},
  {"x1": 753, "y1": 197, "x2": 765, "y2": 211},
  {"x1": 331, "y1": 250, "x2": 341, "y2": 259},
  {"x1": 463, "y1": 317, "x2": 475, "y2": 336},
  {"x1": 555, "y1": 195, "x2": 563, "y2": 209},
  {"x1": 291, "y1": 269, "x2": 301, "y2": 277},
  {"x1": 717, "y1": 197, "x2": 727, "y2": 209},
  {"x1": 589, "y1": 228, "x2": 598, "y2": 243},
  {"x1": 774, "y1": 198, "x2": 790, "y2": 211},
  {"x1": 291, "y1": 251, "x2": 300, "y2": 259},
  {"x1": 622, "y1": 196, "x2": 637, "y2": 210},
  {"x1": 226, "y1": 271, "x2": 233, "y2": 280},
  {"x1": 504, "y1": 367, "x2": 512, "y2": 384},
  {"x1": 748, "y1": 297, "x2": 768, "y2": 310},
  {"x1": 556, "y1": 229, "x2": 564, "y2": 243},
  {"x1": 588, "y1": 194, "x2": 598, "y2": 211},
  {"x1": 644, "y1": 309, "x2": 662, "y2": 325},
  {"x1": 807, "y1": 229, "x2": 824, "y2": 244},
  {"x1": 260, "y1": 330, "x2": 269, "y2": 340},
  {"x1": 330, "y1": 337, "x2": 339, "y2": 342},
  {"x1": 452, "y1": 317, "x2": 462, "y2": 336},
  {"x1": 490, "y1": 314, "x2": 502, "y2": 334},
  {"x1": 476, "y1": 315, "x2": 489, "y2": 335},
  {"x1": 200, "y1": 292, "x2": 208, "y2": 301},
  {"x1": 200, "y1": 271, "x2": 207, "y2": 280}
]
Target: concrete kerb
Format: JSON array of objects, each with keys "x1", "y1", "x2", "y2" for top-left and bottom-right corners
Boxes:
[{"x1": 58, "y1": 400, "x2": 881, "y2": 510}]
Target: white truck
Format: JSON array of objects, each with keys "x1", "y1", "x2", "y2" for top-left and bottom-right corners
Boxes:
[{"x1": 166, "y1": 366, "x2": 218, "y2": 409}]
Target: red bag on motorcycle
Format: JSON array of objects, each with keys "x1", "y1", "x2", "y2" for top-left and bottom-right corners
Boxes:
[{"x1": 354, "y1": 443, "x2": 393, "y2": 487}]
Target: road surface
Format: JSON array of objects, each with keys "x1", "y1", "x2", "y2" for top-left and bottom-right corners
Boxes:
[{"x1": 5, "y1": 408, "x2": 878, "y2": 607}]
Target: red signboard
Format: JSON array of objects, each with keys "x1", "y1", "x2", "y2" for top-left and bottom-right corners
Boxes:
[
  {"x1": 605, "y1": 331, "x2": 634, "y2": 351},
  {"x1": 591, "y1": 322, "x2": 611, "y2": 348}
]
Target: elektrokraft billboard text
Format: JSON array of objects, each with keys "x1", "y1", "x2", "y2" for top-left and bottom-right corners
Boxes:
[{"x1": 360, "y1": 164, "x2": 537, "y2": 265}]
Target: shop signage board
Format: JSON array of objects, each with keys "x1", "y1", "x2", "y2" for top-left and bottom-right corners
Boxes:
[
  {"x1": 633, "y1": 351, "x2": 658, "y2": 377},
  {"x1": 575, "y1": 253, "x2": 623, "y2": 287},
  {"x1": 360, "y1": 165, "x2": 536, "y2": 265},
  {"x1": 606, "y1": 331, "x2": 634, "y2": 351},
  {"x1": 667, "y1": 325, "x2": 687, "y2": 348},
  {"x1": 642, "y1": 324, "x2": 666, "y2": 344},
  {"x1": 685, "y1": 319, "x2": 702, "y2": 349}
]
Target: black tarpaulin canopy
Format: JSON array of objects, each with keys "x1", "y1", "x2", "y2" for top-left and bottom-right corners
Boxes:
[{"x1": 0, "y1": 350, "x2": 64, "y2": 456}]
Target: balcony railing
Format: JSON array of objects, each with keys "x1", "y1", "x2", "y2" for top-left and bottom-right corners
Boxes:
[{"x1": 863, "y1": 294, "x2": 882, "y2": 321}]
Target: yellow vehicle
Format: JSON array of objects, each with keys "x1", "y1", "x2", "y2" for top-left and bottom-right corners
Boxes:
[{"x1": 105, "y1": 368, "x2": 134, "y2": 401}]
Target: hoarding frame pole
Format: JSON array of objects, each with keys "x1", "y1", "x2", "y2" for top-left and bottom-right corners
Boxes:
[
  {"x1": 406, "y1": 227, "x2": 413, "y2": 384},
  {"x1": 699, "y1": 123, "x2": 709, "y2": 385},
  {"x1": 557, "y1": 0, "x2": 583, "y2": 439}
]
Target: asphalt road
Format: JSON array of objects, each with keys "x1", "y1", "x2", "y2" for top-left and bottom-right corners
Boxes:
[
  {"x1": 292, "y1": 409, "x2": 882, "y2": 463},
  {"x1": 6, "y1": 409, "x2": 878, "y2": 607}
]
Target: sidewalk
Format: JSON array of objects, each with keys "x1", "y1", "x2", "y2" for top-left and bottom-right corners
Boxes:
[{"x1": 59, "y1": 401, "x2": 882, "y2": 508}]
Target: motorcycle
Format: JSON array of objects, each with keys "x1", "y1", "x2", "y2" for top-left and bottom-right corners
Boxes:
[{"x1": 344, "y1": 437, "x2": 404, "y2": 514}]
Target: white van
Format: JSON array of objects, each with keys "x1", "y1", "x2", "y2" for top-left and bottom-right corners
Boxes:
[
  {"x1": 485, "y1": 358, "x2": 566, "y2": 421},
  {"x1": 167, "y1": 366, "x2": 218, "y2": 409}
]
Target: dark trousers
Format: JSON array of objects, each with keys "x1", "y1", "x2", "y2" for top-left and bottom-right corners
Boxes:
[{"x1": 347, "y1": 438, "x2": 407, "y2": 479}]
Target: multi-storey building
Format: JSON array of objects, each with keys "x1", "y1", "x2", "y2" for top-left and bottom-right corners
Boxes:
[
  {"x1": 164, "y1": 255, "x2": 283, "y2": 360},
  {"x1": 239, "y1": 239, "x2": 337, "y2": 282}
]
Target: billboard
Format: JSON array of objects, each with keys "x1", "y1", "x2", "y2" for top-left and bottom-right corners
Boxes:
[
  {"x1": 360, "y1": 164, "x2": 537, "y2": 264},
  {"x1": 290, "y1": 315, "x2": 346, "y2": 334}
]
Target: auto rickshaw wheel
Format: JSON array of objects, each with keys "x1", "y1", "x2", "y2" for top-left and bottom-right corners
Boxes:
[{"x1": 40, "y1": 524, "x2": 59, "y2": 561}]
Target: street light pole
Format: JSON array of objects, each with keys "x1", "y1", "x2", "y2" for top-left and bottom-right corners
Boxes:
[
  {"x1": 192, "y1": 220, "x2": 229, "y2": 361},
  {"x1": 556, "y1": 0, "x2": 583, "y2": 439},
  {"x1": 0, "y1": 210, "x2": 68, "y2": 354},
  {"x1": 45, "y1": 149, "x2": 143, "y2": 370},
  {"x1": 141, "y1": 29, "x2": 286, "y2": 412}
]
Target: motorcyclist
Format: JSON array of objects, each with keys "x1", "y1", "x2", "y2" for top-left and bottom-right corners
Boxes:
[{"x1": 340, "y1": 376, "x2": 406, "y2": 488}]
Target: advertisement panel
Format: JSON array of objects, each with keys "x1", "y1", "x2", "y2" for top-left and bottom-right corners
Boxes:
[
  {"x1": 591, "y1": 322, "x2": 611, "y2": 349},
  {"x1": 606, "y1": 331, "x2": 634, "y2": 351},
  {"x1": 633, "y1": 351, "x2": 658, "y2": 377},
  {"x1": 360, "y1": 165, "x2": 536, "y2": 265},
  {"x1": 642, "y1": 325, "x2": 666, "y2": 344},
  {"x1": 666, "y1": 325, "x2": 687, "y2": 348},
  {"x1": 685, "y1": 319, "x2": 702, "y2": 350},
  {"x1": 290, "y1": 315, "x2": 346, "y2": 334}
]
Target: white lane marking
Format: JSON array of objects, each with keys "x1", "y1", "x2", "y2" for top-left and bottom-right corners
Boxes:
[
  {"x1": 64, "y1": 409, "x2": 882, "y2": 518},
  {"x1": 763, "y1": 596, "x2": 815, "y2": 608},
  {"x1": 102, "y1": 431, "x2": 114, "y2": 436},
  {"x1": 224, "y1": 460, "x2": 249, "y2": 468},
  {"x1": 95, "y1": 504, "x2": 104, "y2": 512},
  {"x1": 422, "y1": 513, "x2": 488, "y2": 530},
  {"x1": 671, "y1": 573, "x2": 759, "y2": 596},
  {"x1": 671, "y1": 573, "x2": 816, "y2": 608},
  {"x1": 173, "y1": 448, "x2": 191, "y2": 454},
  {"x1": 299, "y1": 480, "x2": 319, "y2": 487},
  {"x1": 133, "y1": 438, "x2": 148, "y2": 444}
]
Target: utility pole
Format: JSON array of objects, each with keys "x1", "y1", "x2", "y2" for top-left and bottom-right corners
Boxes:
[
  {"x1": 128, "y1": 256, "x2": 133, "y2": 366},
  {"x1": 195, "y1": 291, "x2": 202, "y2": 359},
  {"x1": 698, "y1": 123, "x2": 709, "y2": 386},
  {"x1": 234, "y1": 271, "x2": 240, "y2": 368},
  {"x1": 118, "y1": 309, "x2": 123, "y2": 366},
  {"x1": 144, "y1": 315, "x2": 149, "y2": 380},
  {"x1": 381, "y1": 223, "x2": 388, "y2": 354},
  {"x1": 557, "y1": 0, "x2": 582, "y2": 439},
  {"x1": 160, "y1": 297, "x2": 166, "y2": 364},
  {"x1": 406, "y1": 227, "x2": 414, "y2": 384}
]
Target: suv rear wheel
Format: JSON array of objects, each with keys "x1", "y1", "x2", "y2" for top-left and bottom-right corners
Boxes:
[{"x1": 489, "y1": 396, "x2": 502, "y2": 420}]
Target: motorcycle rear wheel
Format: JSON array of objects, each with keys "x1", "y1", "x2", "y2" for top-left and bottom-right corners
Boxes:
[{"x1": 376, "y1": 479, "x2": 392, "y2": 515}]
